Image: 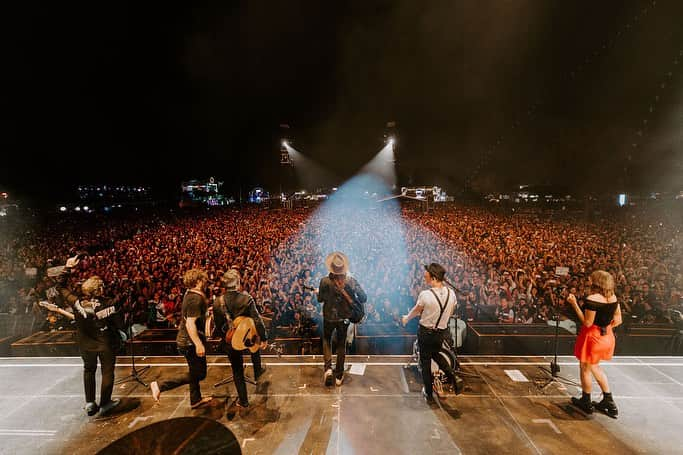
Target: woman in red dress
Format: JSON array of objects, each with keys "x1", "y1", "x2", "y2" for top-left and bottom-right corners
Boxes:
[{"x1": 568, "y1": 270, "x2": 622, "y2": 418}]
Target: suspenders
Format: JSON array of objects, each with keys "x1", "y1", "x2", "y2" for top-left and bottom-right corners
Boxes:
[{"x1": 428, "y1": 288, "x2": 451, "y2": 330}]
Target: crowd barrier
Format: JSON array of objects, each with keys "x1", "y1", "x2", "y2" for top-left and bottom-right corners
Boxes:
[{"x1": 7, "y1": 321, "x2": 682, "y2": 357}]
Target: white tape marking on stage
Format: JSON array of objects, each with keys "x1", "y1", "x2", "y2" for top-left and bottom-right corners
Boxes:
[
  {"x1": 504, "y1": 370, "x2": 529, "y2": 382},
  {"x1": 4, "y1": 355, "x2": 683, "y2": 361},
  {"x1": 0, "y1": 429, "x2": 57, "y2": 437},
  {"x1": 532, "y1": 419, "x2": 562, "y2": 434},
  {"x1": 128, "y1": 416, "x2": 153, "y2": 429},
  {"x1": 399, "y1": 368, "x2": 410, "y2": 394},
  {"x1": 349, "y1": 363, "x2": 367, "y2": 375},
  {"x1": 2, "y1": 360, "x2": 683, "y2": 368}
]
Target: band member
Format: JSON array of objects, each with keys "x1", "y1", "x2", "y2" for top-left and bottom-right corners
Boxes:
[
  {"x1": 211, "y1": 269, "x2": 268, "y2": 408},
  {"x1": 150, "y1": 269, "x2": 212, "y2": 409},
  {"x1": 568, "y1": 270, "x2": 622, "y2": 417},
  {"x1": 317, "y1": 252, "x2": 367, "y2": 387},
  {"x1": 49, "y1": 255, "x2": 124, "y2": 416},
  {"x1": 401, "y1": 263, "x2": 457, "y2": 405}
]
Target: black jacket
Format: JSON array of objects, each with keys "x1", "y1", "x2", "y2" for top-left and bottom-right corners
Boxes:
[
  {"x1": 318, "y1": 275, "x2": 367, "y2": 321},
  {"x1": 213, "y1": 290, "x2": 267, "y2": 347},
  {"x1": 56, "y1": 270, "x2": 124, "y2": 351}
]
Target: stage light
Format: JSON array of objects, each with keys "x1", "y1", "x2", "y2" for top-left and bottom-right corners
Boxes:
[{"x1": 360, "y1": 142, "x2": 397, "y2": 190}]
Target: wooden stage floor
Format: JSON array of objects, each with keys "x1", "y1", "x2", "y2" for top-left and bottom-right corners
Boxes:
[{"x1": 1, "y1": 355, "x2": 682, "y2": 454}]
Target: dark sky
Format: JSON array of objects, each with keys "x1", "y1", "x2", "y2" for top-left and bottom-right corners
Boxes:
[{"x1": 3, "y1": 1, "x2": 682, "y2": 203}]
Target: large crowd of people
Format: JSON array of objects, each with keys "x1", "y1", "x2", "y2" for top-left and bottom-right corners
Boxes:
[{"x1": 1, "y1": 201, "x2": 681, "y2": 338}]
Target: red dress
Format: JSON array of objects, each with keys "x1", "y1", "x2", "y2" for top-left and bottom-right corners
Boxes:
[{"x1": 574, "y1": 299, "x2": 618, "y2": 364}]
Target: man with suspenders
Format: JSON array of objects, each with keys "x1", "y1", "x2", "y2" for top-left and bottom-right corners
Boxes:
[{"x1": 402, "y1": 263, "x2": 458, "y2": 405}]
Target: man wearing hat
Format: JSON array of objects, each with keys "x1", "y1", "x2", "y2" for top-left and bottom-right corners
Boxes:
[
  {"x1": 210, "y1": 269, "x2": 268, "y2": 408},
  {"x1": 401, "y1": 263, "x2": 458, "y2": 405},
  {"x1": 317, "y1": 252, "x2": 367, "y2": 386}
]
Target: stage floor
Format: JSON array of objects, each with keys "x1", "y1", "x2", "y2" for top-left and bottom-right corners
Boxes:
[{"x1": 1, "y1": 355, "x2": 682, "y2": 454}]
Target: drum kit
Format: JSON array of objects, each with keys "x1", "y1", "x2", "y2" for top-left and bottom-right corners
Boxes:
[{"x1": 409, "y1": 316, "x2": 467, "y2": 395}]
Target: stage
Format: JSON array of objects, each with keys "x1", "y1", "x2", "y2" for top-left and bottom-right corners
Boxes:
[{"x1": 1, "y1": 355, "x2": 682, "y2": 454}]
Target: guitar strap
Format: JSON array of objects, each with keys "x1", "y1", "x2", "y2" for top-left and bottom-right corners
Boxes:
[{"x1": 429, "y1": 288, "x2": 451, "y2": 331}]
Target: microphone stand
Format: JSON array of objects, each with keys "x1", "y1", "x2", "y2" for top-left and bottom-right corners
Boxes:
[
  {"x1": 115, "y1": 293, "x2": 149, "y2": 387},
  {"x1": 538, "y1": 304, "x2": 577, "y2": 389}
]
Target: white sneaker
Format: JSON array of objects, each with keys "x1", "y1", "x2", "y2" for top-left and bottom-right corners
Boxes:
[
  {"x1": 324, "y1": 369, "x2": 333, "y2": 387},
  {"x1": 335, "y1": 375, "x2": 343, "y2": 387},
  {"x1": 150, "y1": 381, "x2": 161, "y2": 402}
]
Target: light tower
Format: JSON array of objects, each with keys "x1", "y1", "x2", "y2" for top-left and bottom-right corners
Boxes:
[{"x1": 280, "y1": 124, "x2": 293, "y2": 166}]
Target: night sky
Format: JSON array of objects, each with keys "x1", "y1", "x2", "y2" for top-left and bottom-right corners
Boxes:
[{"x1": 4, "y1": 1, "x2": 682, "y2": 203}]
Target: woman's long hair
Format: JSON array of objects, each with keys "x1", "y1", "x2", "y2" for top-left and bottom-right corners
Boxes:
[{"x1": 590, "y1": 270, "x2": 615, "y2": 299}]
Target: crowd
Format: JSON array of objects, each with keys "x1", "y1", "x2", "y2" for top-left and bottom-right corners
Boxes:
[{"x1": 1, "y1": 202, "x2": 681, "y2": 337}]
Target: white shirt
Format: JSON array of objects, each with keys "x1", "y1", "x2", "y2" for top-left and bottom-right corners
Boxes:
[{"x1": 417, "y1": 286, "x2": 457, "y2": 330}]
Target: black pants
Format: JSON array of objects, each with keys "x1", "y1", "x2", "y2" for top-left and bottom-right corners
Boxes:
[
  {"x1": 81, "y1": 347, "x2": 116, "y2": 405},
  {"x1": 159, "y1": 344, "x2": 207, "y2": 405},
  {"x1": 226, "y1": 348, "x2": 257, "y2": 406},
  {"x1": 418, "y1": 326, "x2": 456, "y2": 397},
  {"x1": 322, "y1": 319, "x2": 349, "y2": 379}
]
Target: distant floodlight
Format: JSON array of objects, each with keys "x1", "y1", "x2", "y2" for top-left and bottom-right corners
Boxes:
[
  {"x1": 59, "y1": 206, "x2": 67, "y2": 212},
  {"x1": 282, "y1": 140, "x2": 288, "y2": 147},
  {"x1": 388, "y1": 137, "x2": 395, "y2": 145},
  {"x1": 618, "y1": 194, "x2": 627, "y2": 207}
]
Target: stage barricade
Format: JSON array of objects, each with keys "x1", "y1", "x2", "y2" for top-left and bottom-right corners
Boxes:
[
  {"x1": 354, "y1": 322, "x2": 415, "y2": 355},
  {"x1": 7, "y1": 322, "x2": 682, "y2": 356},
  {"x1": 616, "y1": 323, "x2": 683, "y2": 355},
  {"x1": 11, "y1": 330, "x2": 80, "y2": 356},
  {"x1": 0, "y1": 314, "x2": 39, "y2": 338},
  {"x1": 464, "y1": 323, "x2": 575, "y2": 355},
  {"x1": 464, "y1": 322, "x2": 682, "y2": 356}
]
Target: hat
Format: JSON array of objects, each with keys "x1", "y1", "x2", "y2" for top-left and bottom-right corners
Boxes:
[
  {"x1": 325, "y1": 252, "x2": 349, "y2": 275},
  {"x1": 222, "y1": 269, "x2": 240, "y2": 289},
  {"x1": 424, "y1": 263, "x2": 446, "y2": 281}
]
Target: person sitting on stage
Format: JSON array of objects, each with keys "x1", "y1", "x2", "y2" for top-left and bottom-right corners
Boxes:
[
  {"x1": 49, "y1": 255, "x2": 125, "y2": 416},
  {"x1": 568, "y1": 270, "x2": 622, "y2": 417},
  {"x1": 150, "y1": 268, "x2": 212, "y2": 409},
  {"x1": 401, "y1": 263, "x2": 458, "y2": 405},
  {"x1": 317, "y1": 252, "x2": 367, "y2": 387},
  {"x1": 211, "y1": 269, "x2": 268, "y2": 409}
]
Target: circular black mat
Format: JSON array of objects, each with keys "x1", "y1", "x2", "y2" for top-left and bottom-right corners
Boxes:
[{"x1": 97, "y1": 416, "x2": 241, "y2": 455}]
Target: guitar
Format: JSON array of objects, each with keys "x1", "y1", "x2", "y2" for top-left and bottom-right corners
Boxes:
[
  {"x1": 38, "y1": 301, "x2": 75, "y2": 320},
  {"x1": 229, "y1": 316, "x2": 262, "y2": 353},
  {"x1": 227, "y1": 316, "x2": 284, "y2": 355}
]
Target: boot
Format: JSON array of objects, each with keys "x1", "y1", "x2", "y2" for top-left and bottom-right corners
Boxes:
[
  {"x1": 85, "y1": 402, "x2": 99, "y2": 417},
  {"x1": 593, "y1": 392, "x2": 618, "y2": 419},
  {"x1": 571, "y1": 392, "x2": 594, "y2": 414}
]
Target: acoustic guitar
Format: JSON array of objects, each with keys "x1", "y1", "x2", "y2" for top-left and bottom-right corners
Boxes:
[{"x1": 230, "y1": 316, "x2": 261, "y2": 353}]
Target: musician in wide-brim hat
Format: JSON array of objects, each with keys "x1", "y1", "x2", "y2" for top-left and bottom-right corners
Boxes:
[{"x1": 317, "y1": 252, "x2": 367, "y2": 387}]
